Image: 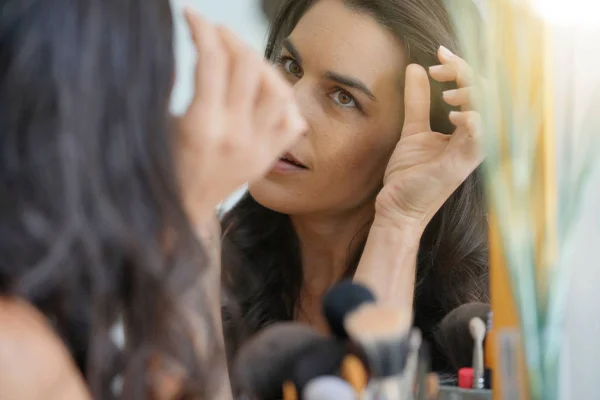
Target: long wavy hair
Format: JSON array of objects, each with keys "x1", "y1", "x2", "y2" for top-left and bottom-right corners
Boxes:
[
  {"x1": 222, "y1": 0, "x2": 489, "y2": 372},
  {"x1": 0, "y1": 0, "x2": 222, "y2": 398}
]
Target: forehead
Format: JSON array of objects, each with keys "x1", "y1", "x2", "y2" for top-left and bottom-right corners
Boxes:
[{"x1": 288, "y1": 0, "x2": 406, "y2": 89}]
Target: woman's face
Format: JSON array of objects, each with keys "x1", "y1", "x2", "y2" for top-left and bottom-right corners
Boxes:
[{"x1": 249, "y1": 0, "x2": 407, "y2": 215}]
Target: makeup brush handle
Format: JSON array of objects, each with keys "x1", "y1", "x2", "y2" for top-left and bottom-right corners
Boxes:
[
  {"x1": 472, "y1": 342, "x2": 485, "y2": 389},
  {"x1": 367, "y1": 376, "x2": 413, "y2": 400}
]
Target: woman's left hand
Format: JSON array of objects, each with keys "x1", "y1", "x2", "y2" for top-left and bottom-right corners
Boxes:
[{"x1": 374, "y1": 46, "x2": 483, "y2": 234}]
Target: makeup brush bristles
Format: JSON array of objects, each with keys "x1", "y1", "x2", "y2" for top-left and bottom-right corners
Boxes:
[
  {"x1": 344, "y1": 304, "x2": 412, "y2": 343},
  {"x1": 342, "y1": 304, "x2": 426, "y2": 400},
  {"x1": 343, "y1": 304, "x2": 412, "y2": 379}
]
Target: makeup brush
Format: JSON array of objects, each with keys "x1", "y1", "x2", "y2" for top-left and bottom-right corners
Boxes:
[
  {"x1": 232, "y1": 322, "x2": 326, "y2": 400},
  {"x1": 283, "y1": 381, "x2": 298, "y2": 400},
  {"x1": 469, "y1": 317, "x2": 487, "y2": 389},
  {"x1": 344, "y1": 303, "x2": 412, "y2": 376},
  {"x1": 340, "y1": 354, "x2": 369, "y2": 395},
  {"x1": 433, "y1": 302, "x2": 491, "y2": 370},
  {"x1": 401, "y1": 328, "x2": 423, "y2": 398},
  {"x1": 322, "y1": 279, "x2": 376, "y2": 339},
  {"x1": 426, "y1": 373, "x2": 440, "y2": 400},
  {"x1": 414, "y1": 339, "x2": 430, "y2": 400},
  {"x1": 343, "y1": 303, "x2": 413, "y2": 399},
  {"x1": 303, "y1": 376, "x2": 357, "y2": 400},
  {"x1": 289, "y1": 338, "x2": 348, "y2": 396}
]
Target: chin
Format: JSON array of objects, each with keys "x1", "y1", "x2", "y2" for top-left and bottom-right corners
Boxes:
[{"x1": 248, "y1": 177, "x2": 312, "y2": 215}]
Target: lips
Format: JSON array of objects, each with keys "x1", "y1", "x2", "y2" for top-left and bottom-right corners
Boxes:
[{"x1": 279, "y1": 152, "x2": 308, "y2": 169}]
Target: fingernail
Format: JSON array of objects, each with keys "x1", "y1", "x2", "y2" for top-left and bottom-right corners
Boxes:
[
  {"x1": 429, "y1": 65, "x2": 445, "y2": 74},
  {"x1": 439, "y1": 45, "x2": 454, "y2": 60},
  {"x1": 449, "y1": 110, "x2": 461, "y2": 123},
  {"x1": 443, "y1": 89, "x2": 458, "y2": 100},
  {"x1": 183, "y1": 6, "x2": 197, "y2": 18},
  {"x1": 183, "y1": 7, "x2": 203, "y2": 27}
]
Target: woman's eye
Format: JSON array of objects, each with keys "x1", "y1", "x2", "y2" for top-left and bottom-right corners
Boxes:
[
  {"x1": 330, "y1": 89, "x2": 357, "y2": 108},
  {"x1": 281, "y1": 58, "x2": 302, "y2": 76}
]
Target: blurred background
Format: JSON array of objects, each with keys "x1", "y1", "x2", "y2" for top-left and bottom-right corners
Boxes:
[{"x1": 168, "y1": 1, "x2": 600, "y2": 398}]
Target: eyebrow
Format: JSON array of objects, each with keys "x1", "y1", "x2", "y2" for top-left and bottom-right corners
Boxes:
[
  {"x1": 323, "y1": 71, "x2": 376, "y2": 100},
  {"x1": 283, "y1": 39, "x2": 302, "y2": 64},
  {"x1": 283, "y1": 38, "x2": 377, "y2": 102}
]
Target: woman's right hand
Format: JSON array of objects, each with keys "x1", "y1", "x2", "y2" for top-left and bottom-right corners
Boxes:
[{"x1": 178, "y1": 9, "x2": 306, "y2": 224}]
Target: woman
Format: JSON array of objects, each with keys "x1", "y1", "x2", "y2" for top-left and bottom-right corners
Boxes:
[
  {"x1": 221, "y1": 0, "x2": 489, "y2": 373},
  {"x1": 0, "y1": 1, "x2": 303, "y2": 399}
]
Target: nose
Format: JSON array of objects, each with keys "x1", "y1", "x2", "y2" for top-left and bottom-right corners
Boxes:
[{"x1": 292, "y1": 80, "x2": 315, "y2": 136}]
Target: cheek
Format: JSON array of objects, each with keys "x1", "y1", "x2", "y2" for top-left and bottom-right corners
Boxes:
[
  {"x1": 345, "y1": 134, "x2": 394, "y2": 178},
  {"x1": 314, "y1": 121, "x2": 398, "y2": 187}
]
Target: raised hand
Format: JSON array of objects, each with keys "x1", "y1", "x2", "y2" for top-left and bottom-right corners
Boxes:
[
  {"x1": 177, "y1": 9, "x2": 307, "y2": 224},
  {"x1": 374, "y1": 46, "x2": 483, "y2": 233}
]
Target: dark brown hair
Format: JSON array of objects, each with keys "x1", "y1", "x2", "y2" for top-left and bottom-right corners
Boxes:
[
  {"x1": 0, "y1": 0, "x2": 223, "y2": 398},
  {"x1": 222, "y1": 0, "x2": 489, "y2": 372}
]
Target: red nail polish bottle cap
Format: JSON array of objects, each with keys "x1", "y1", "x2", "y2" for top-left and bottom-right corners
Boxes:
[{"x1": 458, "y1": 367, "x2": 474, "y2": 389}]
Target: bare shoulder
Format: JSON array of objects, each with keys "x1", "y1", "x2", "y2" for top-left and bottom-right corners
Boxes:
[{"x1": 0, "y1": 297, "x2": 91, "y2": 400}]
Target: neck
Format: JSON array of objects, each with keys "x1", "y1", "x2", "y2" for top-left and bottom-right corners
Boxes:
[{"x1": 290, "y1": 202, "x2": 375, "y2": 296}]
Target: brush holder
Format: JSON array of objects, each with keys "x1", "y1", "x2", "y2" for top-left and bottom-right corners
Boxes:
[{"x1": 436, "y1": 386, "x2": 492, "y2": 400}]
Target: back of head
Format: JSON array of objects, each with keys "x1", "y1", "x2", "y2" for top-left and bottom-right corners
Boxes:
[{"x1": 0, "y1": 0, "x2": 221, "y2": 398}]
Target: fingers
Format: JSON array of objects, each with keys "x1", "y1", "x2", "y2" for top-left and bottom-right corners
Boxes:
[
  {"x1": 184, "y1": 8, "x2": 227, "y2": 113},
  {"x1": 429, "y1": 46, "x2": 477, "y2": 110},
  {"x1": 448, "y1": 110, "x2": 480, "y2": 132},
  {"x1": 267, "y1": 103, "x2": 307, "y2": 163},
  {"x1": 434, "y1": 46, "x2": 473, "y2": 88},
  {"x1": 256, "y1": 62, "x2": 305, "y2": 158},
  {"x1": 442, "y1": 87, "x2": 473, "y2": 108},
  {"x1": 443, "y1": 111, "x2": 483, "y2": 177},
  {"x1": 427, "y1": 64, "x2": 456, "y2": 83},
  {"x1": 254, "y1": 62, "x2": 296, "y2": 132},
  {"x1": 402, "y1": 64, "x2": 431, "y2": 136},
  {"x1": 216, "y1": 27, "x2": 262, "y2": 117},
  {"x1": 215, "y1": 23, "x2": 298, "y2": 138},
  {"x1": 184, "y1": 9, "x2": 302, "y2": 144},
  {"x1": 256, "y1": 64, "x2": 306, "y2": 164},
  {"x1": 254, "y1": 81, "x2": 292, "y2": 134},
  {"x1": 178, "y1": 10, "x2": 306, "y2": 208}
]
